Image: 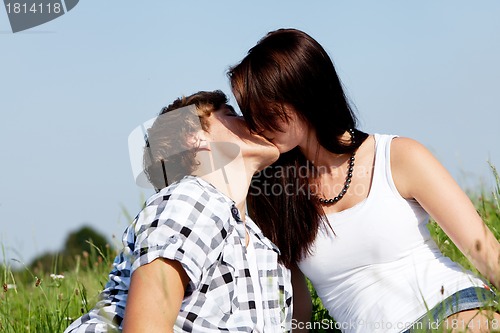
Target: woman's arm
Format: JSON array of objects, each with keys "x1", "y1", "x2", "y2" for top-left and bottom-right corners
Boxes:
[
  {"x1": 122, "y1": 258, "x2": 190, "y2": 333},
  {"x1": 291, "y1": 265, "x2": 313, "y2": 332},
  {"x1": 391, "y1": 137, "x2": 500, "y2": 289}
]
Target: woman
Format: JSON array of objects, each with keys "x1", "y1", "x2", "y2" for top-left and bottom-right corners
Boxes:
[
  {"x1": 228, "y1": 28, "x2": 500, "y2": 332},
  {"x1": 64, "y1": 90, "x2": 293, "y2": 333}
]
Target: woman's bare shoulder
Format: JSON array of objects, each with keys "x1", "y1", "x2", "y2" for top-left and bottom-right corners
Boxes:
[{"x1": 390, "y1": 136, "x2": 440, "y2": 198}]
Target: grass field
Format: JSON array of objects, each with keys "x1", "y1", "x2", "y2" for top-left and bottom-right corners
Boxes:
[{"x1": 1, "y1": 166, "x2": 499, "y2": 332}]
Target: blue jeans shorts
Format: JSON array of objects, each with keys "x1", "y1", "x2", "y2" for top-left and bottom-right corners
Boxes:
[{"x1": 402, "y1": 286, "x2": 498, "y2": 333}]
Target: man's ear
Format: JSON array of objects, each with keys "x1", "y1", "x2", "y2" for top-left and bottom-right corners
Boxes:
[{"x1": 187, "y1": 130, "x2": 208, "y2": 149}]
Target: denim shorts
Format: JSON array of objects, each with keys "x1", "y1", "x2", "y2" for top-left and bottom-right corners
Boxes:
[{"x1": 402, "y1": 286, "x2": 498, "y2": 333}]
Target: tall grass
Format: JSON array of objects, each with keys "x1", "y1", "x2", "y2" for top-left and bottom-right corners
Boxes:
[
  {"x1": 0, "y1": 243, "x2": 115, "y2": 332},
  {"x1": 1, "y1": 170, "x2": 499, "y2": 332}
]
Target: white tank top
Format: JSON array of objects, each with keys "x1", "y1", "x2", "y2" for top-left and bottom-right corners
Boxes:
[{"x1": 298, "y1": 134, "x2": 486, "y2": 333}]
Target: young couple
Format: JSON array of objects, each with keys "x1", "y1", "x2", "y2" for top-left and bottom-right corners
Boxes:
[{"x1": 65, "y1": 28, "x2": 499, "y2": 333}]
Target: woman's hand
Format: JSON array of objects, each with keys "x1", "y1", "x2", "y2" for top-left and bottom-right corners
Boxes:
[
  {"x1": 391, "y1": 137, "x2": 500, "y2": 289},
  {"x1": 122, "y1": 258, "x2": 189, "y2": 333}
]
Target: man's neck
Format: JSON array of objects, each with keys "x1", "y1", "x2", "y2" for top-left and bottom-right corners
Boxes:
[{"x1": 195, "y1": 151, "x2": 255, "y2": 221}]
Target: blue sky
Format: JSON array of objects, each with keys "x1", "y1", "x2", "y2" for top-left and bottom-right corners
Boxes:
[{"x1": 1, "y1": 1, "x2": 499, "y2": 267}]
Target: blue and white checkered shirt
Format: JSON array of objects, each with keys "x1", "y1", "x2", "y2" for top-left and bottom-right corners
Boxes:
[{"x1": 64, "y1": 176, "x2": 293, "y2": 333}]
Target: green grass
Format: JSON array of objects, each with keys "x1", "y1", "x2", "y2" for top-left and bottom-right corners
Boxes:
[
  {"x1": 1, "y1": 169, "x2": 499, "y2": 332},
  {"x1": 0, "y1": 245, "x2": 114, "y2": 332}
]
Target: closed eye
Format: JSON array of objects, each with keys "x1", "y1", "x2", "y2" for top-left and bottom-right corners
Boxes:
[{"x1": 225, "y1": 105, "x2": 243, "y2": 117}]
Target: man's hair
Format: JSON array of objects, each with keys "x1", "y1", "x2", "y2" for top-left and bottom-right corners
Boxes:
[{"x1": 143, "y1": 90, "x2": 228, "y2": 190}]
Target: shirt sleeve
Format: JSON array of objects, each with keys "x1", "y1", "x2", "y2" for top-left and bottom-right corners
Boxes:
[{"x1": 130, "y1": 180, "x2": 232, "y2": 288}]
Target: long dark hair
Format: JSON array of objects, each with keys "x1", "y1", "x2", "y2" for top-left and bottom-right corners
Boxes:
[{"x1": 229, "y1": 28, "x2": 368, "y2": 268}]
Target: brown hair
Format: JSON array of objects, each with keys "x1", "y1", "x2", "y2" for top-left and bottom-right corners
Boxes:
[
  {"x1": 143, "y1": 90, "x2": 228, "y2": 190},
  {"x1": 229, "y1": 28, "x2": 368, "y2": 268}
]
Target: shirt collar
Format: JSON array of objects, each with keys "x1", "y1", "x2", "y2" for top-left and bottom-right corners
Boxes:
[
  {"x1": 245, "y1": 216, "x2": 281, "y2": 254},
  {"x1": 172, "y1": 176, "x2": 280, "y2": 254}
]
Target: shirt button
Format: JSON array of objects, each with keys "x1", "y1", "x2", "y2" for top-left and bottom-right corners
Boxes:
[
  {"x1": 231, "y1": 207, "x2": 241, "y2": 220},
  {"x1": 169, "y1": 235, "x2": 179, "y2": 244}
]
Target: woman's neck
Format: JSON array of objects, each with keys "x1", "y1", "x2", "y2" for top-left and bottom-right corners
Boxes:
[{"x1": 299, "y1": 129, "x2": 352, "y2": 172}]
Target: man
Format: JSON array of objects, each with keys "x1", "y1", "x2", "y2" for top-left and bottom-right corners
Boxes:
[{"x1": 64, "y1": 90, "x2": 293, "y2": 333}]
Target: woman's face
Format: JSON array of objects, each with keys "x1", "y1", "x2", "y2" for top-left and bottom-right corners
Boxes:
[
  {"x1": 259, "y1": 106, "x2": 310, "y2": 154},
  {"x1": 203, "y1": 105, "x2": 279, "y2": 169}
]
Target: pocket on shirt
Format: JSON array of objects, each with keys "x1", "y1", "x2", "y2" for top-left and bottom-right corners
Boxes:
[{"x1": 202, "y1": 250, "x2": 239, "y2": 315}]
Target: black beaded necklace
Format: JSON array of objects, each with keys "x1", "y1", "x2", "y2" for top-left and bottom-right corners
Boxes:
[{"x1": 317, "y1": 129, "x2": 356, "y2": 205}]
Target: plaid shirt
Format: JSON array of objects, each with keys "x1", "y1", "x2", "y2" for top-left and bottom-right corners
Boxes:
[{"x1": 64, "y1": 176, "x2": 293, "y2": 333}]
